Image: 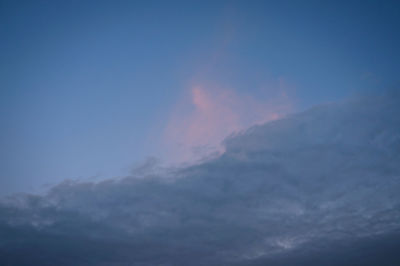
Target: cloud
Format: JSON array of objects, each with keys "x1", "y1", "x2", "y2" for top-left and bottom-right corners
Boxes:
[
  {"x1": 163, "y1": 84, "x2": 292, "y2": 162},
  {"x1": 1, "y1": 93, "x2": 400, "y2": 265}
]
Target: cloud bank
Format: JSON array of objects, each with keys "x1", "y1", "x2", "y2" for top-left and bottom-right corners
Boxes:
[{"x1": 1, "y1": 93, "x2": 400, "y2": 265}]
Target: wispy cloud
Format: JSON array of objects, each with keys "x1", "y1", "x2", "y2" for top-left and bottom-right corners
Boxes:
[{"x1": 163, "y1": 83, "x2": 292, "y2": 162}]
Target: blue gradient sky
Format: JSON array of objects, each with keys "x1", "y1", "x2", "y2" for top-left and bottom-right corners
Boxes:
[{"x1": 1, "y1": 0, "x2": 399, "y2": 194}]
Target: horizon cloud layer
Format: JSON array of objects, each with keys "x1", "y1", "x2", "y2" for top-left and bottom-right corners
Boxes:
[{"x1": 1, "y1": 93, "x2": 400, "y2": 265}]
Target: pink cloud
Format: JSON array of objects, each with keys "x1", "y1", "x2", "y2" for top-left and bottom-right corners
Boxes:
[{"x1": 162, "y1": 83, "x2": 293, "y2": 163}]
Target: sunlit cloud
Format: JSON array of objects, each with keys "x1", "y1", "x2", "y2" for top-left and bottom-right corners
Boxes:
[{"x1": 163, "y1": 83, "x2": 293, "y2": 163}]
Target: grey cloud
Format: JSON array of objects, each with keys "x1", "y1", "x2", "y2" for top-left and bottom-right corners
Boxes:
[{"x1": 1, "y1": 94, "x2": 400, "y2": 265}]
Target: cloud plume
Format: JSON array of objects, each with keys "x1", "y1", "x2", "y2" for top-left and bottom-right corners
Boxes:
[{"x1": 163, "y1": 85, "x2": 292, "y2": 162}]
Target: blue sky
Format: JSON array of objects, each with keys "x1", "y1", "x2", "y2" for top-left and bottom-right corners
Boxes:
[
  {"x1": 1, "y1": 0, "x2": 400, "y2": 194},
  {"x1": 1, "y1": 1, "x2": 400, "y2": 265}
]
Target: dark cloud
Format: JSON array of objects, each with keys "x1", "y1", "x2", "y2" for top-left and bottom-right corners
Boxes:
[{"x1": 1, "y1": 94, "x2": 400, "y2": 265}]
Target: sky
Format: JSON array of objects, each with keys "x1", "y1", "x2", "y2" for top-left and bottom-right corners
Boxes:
[
  {"x1": 1, "y1": 0, "x2": 400, "y2": 194},
  {"x1": 1, "y1": 1, "x2": 400, "y2": 264}
]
